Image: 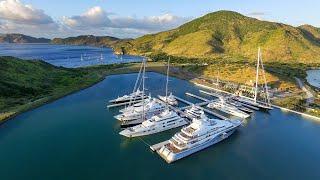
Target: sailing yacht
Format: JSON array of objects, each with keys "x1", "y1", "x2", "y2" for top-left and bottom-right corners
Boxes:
[
  {"x1": 207, "y1": 97, "x2": 250, "y2": 118},
  {"x1": 115, "y1": 59, "x2": 166, "y2": 127},
  {"x1": 234, "y1": 48, "x2": 273, "y2": 110},
  {"x1": 109, "y1": 61, "x2": 147, "y2": 104},
  {"x1": 158, "y1": 58, "x2": 178, "y2": 106},
  {"x1": 184, "y1": 105, "x2": 205, "y2": 119},
  {"x1": 119, "y1": 109, "x2": 188, "y2": 137},
  {"x1": 157, "y1": 114, "x2": 242, "y2": 163}
]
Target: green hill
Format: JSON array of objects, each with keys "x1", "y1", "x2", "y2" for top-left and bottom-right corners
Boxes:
[
  {"x1": 113, "y1": 11, "x2": 320, "y2": 63},
  {"x1": 0, "y1": 33, "x2": 50, "y2": 43},
  {"x1": 52, "y1": 35, "x2": 122, "y2": 47},
  {"x1": 0, "y1": 56, "x2": 104, "y2": 121}
]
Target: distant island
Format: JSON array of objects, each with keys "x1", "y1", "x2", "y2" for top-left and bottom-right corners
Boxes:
[{"x1": 0, "y1": 34, "x2": 50, "y2": 43}]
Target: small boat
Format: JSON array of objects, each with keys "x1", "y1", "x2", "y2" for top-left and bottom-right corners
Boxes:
[
  {"x1": 156, "y1": 114, "x2": 242, "y2": 163},
  {"x1": 109, "y1": 89, "x2": 148, "y2": 104},
  {"x1": 119, "y1": 109, "x2": 188, "y2": 137}
]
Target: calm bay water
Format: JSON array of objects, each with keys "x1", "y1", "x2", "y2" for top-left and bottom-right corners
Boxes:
[
  {"x1": 0, "y1": 43, "x2": 143, "y2": 67},
  {"x1": 306, "y1": 69, "x2": 320, "y2": 88},
  {"x1": 0, "y1": 72, "x2": 320, "y2": 180}
]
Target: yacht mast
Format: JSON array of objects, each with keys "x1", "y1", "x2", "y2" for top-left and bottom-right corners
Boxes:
[
  {"x1": 259, "y1": 50, "x2": 271, "y2": 107},
  {"x1": 254, "y1": 47, "x2": 261, "y2": 103},
  {"x1": 142, "y1": 58, "x2": 146, "y2": 121},
  {"x1": 165, "y1": 57, "x2": 170, "y2": 109}
]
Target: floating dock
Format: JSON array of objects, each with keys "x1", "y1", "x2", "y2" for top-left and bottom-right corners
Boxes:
[
  {"x1": 199, "y1": 90, "x2": 224, "y2": 98},
  {"x1": 175, "y1": 94, "x2": 228, "y2": 120},
  {"x1": 185, "y1": 92, "x2": 211, "y2": 102}
]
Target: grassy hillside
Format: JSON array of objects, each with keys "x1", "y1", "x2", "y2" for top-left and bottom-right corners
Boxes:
[
  {"x1": 0, "y1": 56, "x2": 128, "y2": 121},
  {"x1": 52, "y1": 35, "x2": 122, "y2": 47},
  {"x1": 113, "y1": 11, "x2": 320, "y2": 63},
  {"x1": 0, "y1": 34, "x2": 50, "y2": 43}
]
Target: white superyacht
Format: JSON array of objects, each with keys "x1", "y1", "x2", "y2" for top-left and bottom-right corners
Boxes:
[
  {"x1": 207, "y1": 98, "x2": 250, "y2": 118},
  {"x1": 119, "y1": 109, "x2": 188, "y2": 137},
  {"x1": 109, "y1": 89, "x2": 148, "y2": 104},
  {"x1": 157, "y1": 115, "x2": 242, "y2": 163},
  {"x1": 114, "y1": 98, "x2": 166, "y2": 127}
]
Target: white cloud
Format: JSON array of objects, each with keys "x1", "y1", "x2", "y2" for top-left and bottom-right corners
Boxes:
[
  {"x1": 247, "y1": 12, "x2": 267, "y2": 20},
  {"x1": 62, "y1": 6, "x2": 111, "y2": 28},
  {"x1": 62, "y1": 6, "x2": 190, "y2": 33},
  {"x1": 0, "y1": 0, "x2": 54, "y2": 25},
  {"x1": 0, "y1": 0, "x2": 58, "y2": 37},
  {"x1": 0, "y1": 2, "x2": 190, "y2": 38},
  {"x1": 111, "y1": 13, "x2": 189, "y2": 31}
]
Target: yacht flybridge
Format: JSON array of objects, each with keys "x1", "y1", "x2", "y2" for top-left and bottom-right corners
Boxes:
[
  {"x1": 157, "y1": 114, "x2": 242, "y2": 163},
  {"x1": 119, "y1": 109, "x2": 188, "y2": 137},
  {"x1": 207, "y1": 97, "x2": 250, "y2": 119},
  {"x1": 184, "y1": 105, "x2": 205, "y2": 119}
]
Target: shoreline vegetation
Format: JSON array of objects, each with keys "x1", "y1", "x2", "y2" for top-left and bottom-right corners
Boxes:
[{"x1": 1, "y1": 56, "x2": 320, "y2": 123}]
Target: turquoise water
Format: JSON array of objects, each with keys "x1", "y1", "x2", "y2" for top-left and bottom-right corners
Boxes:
[
  {"x1": 307, "y1": 69, "x2": 320, "y2": 88},
  {"x1": 0, "y1": 43, "x2": 143, "y2": 67},
  {"x1": 0, "y1": 72, "x2": 320, "y2": 180}
]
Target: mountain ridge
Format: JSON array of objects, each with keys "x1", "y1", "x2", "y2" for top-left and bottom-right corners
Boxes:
[
  {"x1": 112, "y1": 10, "x2": 320, "y2": 63},
  {"x1": 0, "y1": 34, "x2": 50, "y2": 43}
]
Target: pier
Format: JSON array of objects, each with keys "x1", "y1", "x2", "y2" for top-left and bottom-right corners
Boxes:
[
  {"x1": 174, "y1": 94, "x2": 229, "y2": 120},
  {"x1": 185, "y1": 92, "x2": 211, "y2": 102},
  {"x1": 199, "y1": 90, "x2": 224, "y2": 98}
]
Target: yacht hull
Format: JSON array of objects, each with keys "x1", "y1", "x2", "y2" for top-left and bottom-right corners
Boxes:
[
  {"x1": 157, "y1": 129, "x2": 236, "y2": 163},
  {"x1": 109, "y1": 95, "x2": 148, "y2": 104},
  {"x1": 120, "y1": 120, "x2": 188, "y2": 137}
]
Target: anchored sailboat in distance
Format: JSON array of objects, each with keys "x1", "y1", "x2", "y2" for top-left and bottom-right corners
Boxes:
[
  {"x1": 233, "y1": 47, "x2": 273, "y2": 110},
  {"x1": 158, "y1": 58, "x2": 178, "y2": 106}
]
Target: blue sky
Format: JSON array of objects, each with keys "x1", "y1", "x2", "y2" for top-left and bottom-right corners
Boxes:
[{"x1": 1, "y1": 0, "x2": 319, "y2": 38}]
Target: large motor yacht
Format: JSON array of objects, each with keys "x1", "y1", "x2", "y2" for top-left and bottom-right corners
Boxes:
[
  {"x1": 119, "y1": 109, "x2": 188, "y2": 137},
  {"x1": 207, "y1": 98, "x2": 250, "y2": 119},
  {"x1": 157, "y1": 115, "x2": 242, "y2": 163}
]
